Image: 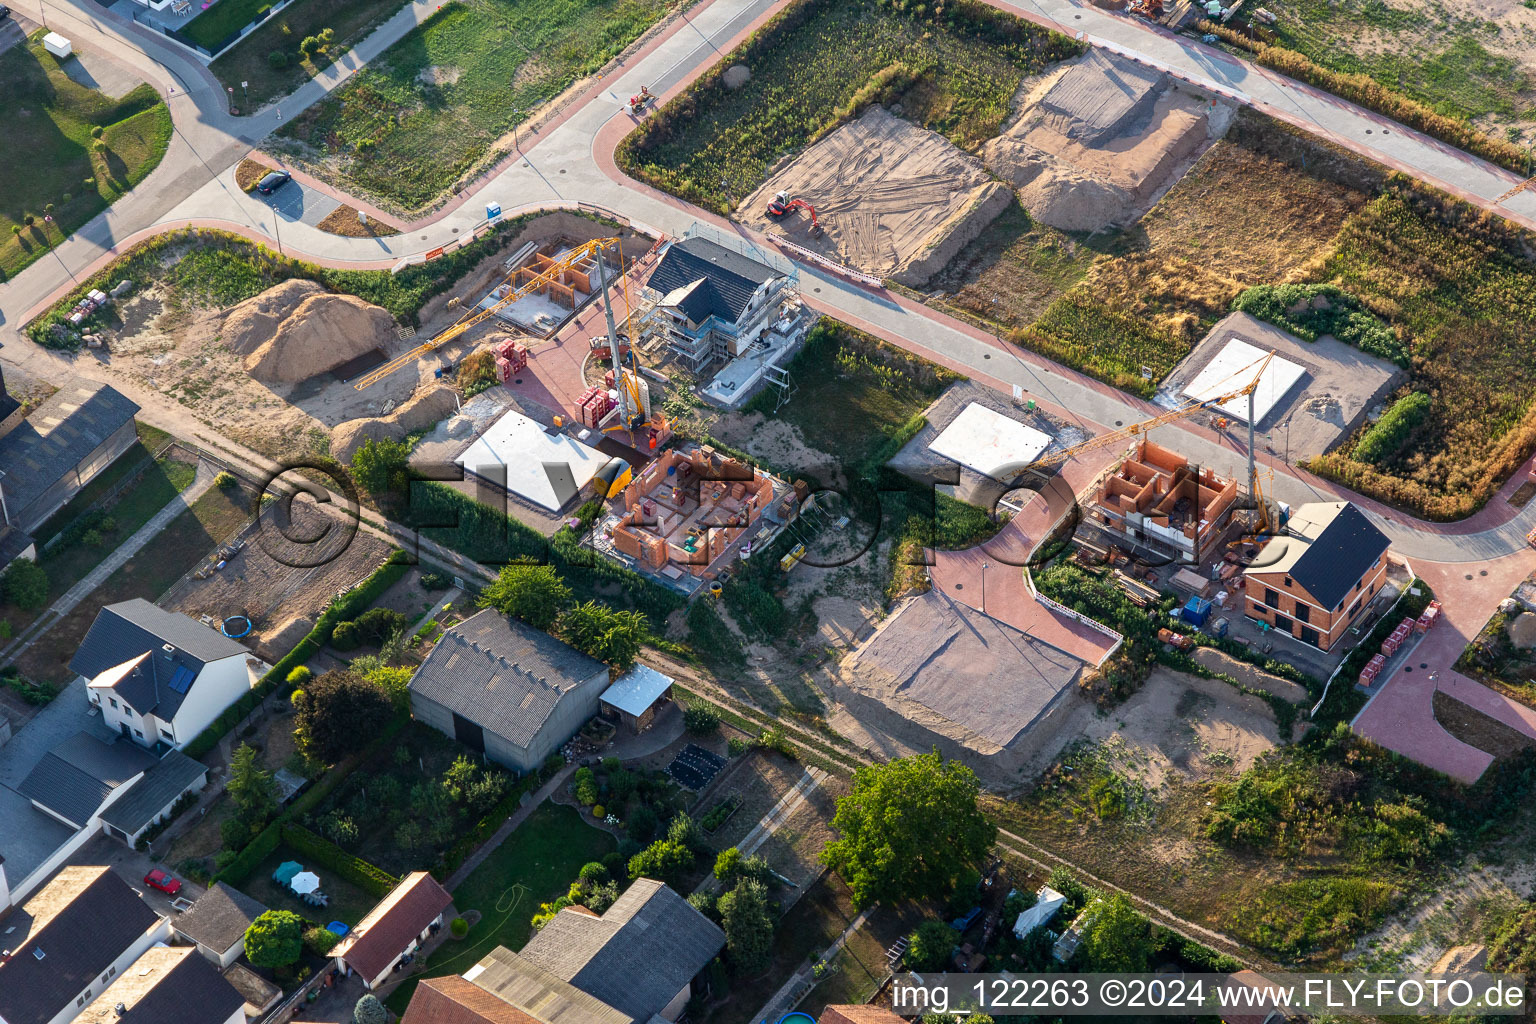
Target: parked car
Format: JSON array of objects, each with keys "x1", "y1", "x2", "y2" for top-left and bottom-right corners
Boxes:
[
  {"x1": 143, "y1": 869, "x2": 182, "y2": 895},
  {"x1": 255, "y1": 170, "x2": 292, "y2": 195},
  {"x1": 0, "y1": 6, "x2": 11, "y2": 18}
]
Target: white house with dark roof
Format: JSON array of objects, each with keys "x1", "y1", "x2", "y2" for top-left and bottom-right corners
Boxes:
[
  {"x1": 170, "y1": 882, "x2": 267, "y2": 968},
  {"x1": 71, "y1": 946, "x2": 246, "y2": 1024},
  {"x1": 644, "y1": 237, "x2": 789, "y2": 373},
  {"x1": 401, "y1": 879, "x2": 724, "y2": 1024},
  {"x1": 407, "y1": 609, "x2": 610, "y2": 774},
  {"x1": 0, "y1": 866, "x2": 169, "y2": 1024},
  {"x1": 74, "y1": 599, "x2": 253, "y2": 751}
]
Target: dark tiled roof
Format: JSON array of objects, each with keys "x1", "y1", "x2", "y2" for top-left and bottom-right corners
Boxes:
[
  {"x1": 0, "y1": 382, "x2": 138, "y2": 530},
  {"x1": 75, "y1": 946, "x2": 246, "y2": 1024},
  {"x1": 402, "y1": 975, "x2": 544, "y2": 1024},
  {"x1": 409, "y1": 610, "x2": 605, "y2": 752},
  {"x1": 647, "y1": 237, "x2": 780, "y2": 326},
  {"x1": 0, "y1": 866, "x2": 160, "y2": 1024},
  {"x1": 518, "y1": 879, "x2": 724, "y2": 1021},
  {"x1": 1286, "y1": 502, "x2": 1390, "y2": 609},
  {"x1": 335, "y1": 872, "x2": 452, "y2": 981},
  {"x1": 69, "y1": 598, "x2": 246, "y2": 720},
  {"x1": 172, "y1": 882, "x2": 267, "y2": 954},
  {"x1": 17, "y1": 731, "x2": 157, "y2": 827},
  {"x1": 99, "y1": 748, "x2": 207, "y2": 834}
]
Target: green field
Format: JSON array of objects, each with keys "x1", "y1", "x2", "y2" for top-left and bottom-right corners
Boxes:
[
  {"x1": 209, "y1": 0, "x2": 403, "y2": 107},
  {"x1": 0, "y1": 34, "x2": 172, "y2": 279},
  {"x1": 182, "y1": 0, "x2": 275, "y2": 50},
  {"x1": 1260, "y1": 0, "x2": 1536, "y2": 138},
  {"x1": 618, "y1": 0, "x2": 1081, "y2": 213},
  {"x1": 385, "y1": 801, "x2": 614, "y2": 1013},
  {"x1": 277, "y1": 0, "x2": 675, "y2": 211}
]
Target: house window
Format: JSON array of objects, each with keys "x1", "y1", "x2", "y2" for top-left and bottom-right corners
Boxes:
[
  {"x1": 1283, "y1": 576, "x2": 1293, "y2": 588},
  {"x1": 1294, "y1": 604, "x2": 1310, "y2": 624},
  {"x1": 108, "y1": 697, "x2": 118, "y2": 709},
  {"x1": 160, "y1": 728, "x2": 174, "y2": 741},
  {"x1": 133, "y1": 729, "x2": 143, "y2": 739},
  {"x1": 1263, "y1": 588, "x2": 1280, "y2": 609}
]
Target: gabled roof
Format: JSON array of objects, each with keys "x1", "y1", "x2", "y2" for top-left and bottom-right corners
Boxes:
[
  {"x1": 70, "y1": 598, "x2": 246, "y2": 720},
  {"x1": 1244, "y1": 501, "x2": 1390, "y2": 610},
  {"x1": 402, "y1": 975, "x2": 544, "y2": 1024},
  {"x1": 171, "y1": 881, "x2": 267, "y2": 955},
  {"x1": 0, "y1": 866, "x2": 160, "y2": 1024},
  {"x1": 0, "y1": 381, "x2": 138, "y2": 530},
  {"x1": 74, "y1": 946, "x2": 246, "y2": 1024},
  {"x1": 820, "y1": 1007, "x2": 907, "y2": 1024},
  {"x1": 459, "y1": 946, "x2": 631, "y2": 1024},
  {"x1": 647, "y1": 237, "x2": 780, "y2": 326},
  {"x1": 334, "y1": 872, "x2": 452, "y2": 981},
  {"x1": 409, "y1": 610, "x2": 606, "y2": 751},
  {"x1": 517, "y1": 879, "x2": 724, "y2": 1021},
  {"x1": 99, "y1": 748, "x2": 208, "y2": 835},
  {"x1": 17, "y1": 731, "x2": 157, "y2": 827}
]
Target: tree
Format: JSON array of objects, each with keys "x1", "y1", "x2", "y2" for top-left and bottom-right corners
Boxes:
[
  {"x1": 353, "y1": 994, "x2": 388, "y2": 1024},
  {"x1": 350, "y1": 437, "x2": 410, "y2": 496},
  {"x1": 907, "y1": 919, "x2": 957, "y2": 971},
  {"x1": 293, "y1": 670, "x2": 393, "y2": 763},
  {"x1": 227, "y1": 743, "x2": 279, "y2": 825},
  {"x1": 627, "y1": 838, "x2": 693, "y2": 885},
  {"x1": 557, "y1": 601, "x2": 646, "y2": 669},
  {"x1": 479, "y1": 564, "x2": 571, "y2": 630},
  {"x1": 0, "y1": 559, "x2": 48, "y2": 610},
  {"x1": 1079, "y1": 894, "x2": 1154, "y2": 972},
  {"x1": 244, "y1": 910, "x2": 304, "y2": 968},
  {"x1": 821, "y1": 751, "x2": 996, "y2": 908},
  {"x1": 718, "y1": 878, "x2": 773, "y2": 975},
  {"x1": 714, "y1": 846, "x2": 743, "y2": 882}
]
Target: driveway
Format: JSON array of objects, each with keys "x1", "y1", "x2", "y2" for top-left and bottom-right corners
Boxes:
[
  {"x1": 69, "y1": 832, "x2": 209, "y2": 915},
  {"x1": 262, "y1": 178, "x2": 342, "y2": 229},
  {"x1": 0, "y1": 676, "x2": 114, "y2": 789}
]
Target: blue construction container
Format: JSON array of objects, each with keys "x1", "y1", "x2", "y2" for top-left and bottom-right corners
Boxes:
[{"x1": 1182, "y1": 596, "x2": 1213, "y2": 627}]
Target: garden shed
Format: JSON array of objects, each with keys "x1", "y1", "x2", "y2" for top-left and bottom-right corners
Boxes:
[{"x1": 599, "y1": 664, "x2": 673, "y2": 733}]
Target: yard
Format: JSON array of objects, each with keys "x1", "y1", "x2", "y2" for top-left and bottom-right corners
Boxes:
[
  {"x1": 617, "y1": 0, "x2": 1081, "y2": 213},
  {"x1": 181, "y1": 0, "x2": 278, "y2": 51},
  {"x1": 12, "y1": 474, "x2": 256, "y2": 685},
  {"x1": 385, "y1": 801, "x2": 615, "y2": 1013},
  {"x1": 209, "y1": 0, "x2": 404, "y2": 107},
  {"x1": 297, "y1": 721, "x2": 516, "y2": 878},
  {"x1": 275, "y1": 0, "x2": 678, "y2": 211},
  {"x1": 241, "y1": 842, "x2": 380, "y2": 927},
  {"x1": 0, "y1": 34, "x2": 172, "y2": 279}
]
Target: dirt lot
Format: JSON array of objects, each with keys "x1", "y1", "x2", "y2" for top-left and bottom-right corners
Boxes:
[
  {"x1": 736, "y1": 107, "x2": 1010, "y2": 285},
  {"x1": 160, "y1": 499, "x2": 393, "y2": 662}
]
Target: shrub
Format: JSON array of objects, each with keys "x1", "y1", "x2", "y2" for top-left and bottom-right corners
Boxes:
[
  {"x1": 1, "y1": 559, "x2": 49, "y2": 610},
  {"x1": 592, "y1": 804, "x2": 605, "y2": 818},
  {"x1": 287, "y1": 665, "x2": 312, "y2": 687},
  {"x1": 304, "y1": 926, "x2": 340, "y2": 956},
  {"x1": 907, "y1": 919, "x2": 957, "y2": 971},
  {"x1": 268, "y1": 49, "x2": 289, "y2": 69},
  {"x1": 683, "y1": 702, "x2": 720, "y2": 735},
  {"x1": 299, "y1": 35, "x2": 321, "y2": 56},
  {"x1": 214, "y1": 470, "x2": 238, "y2": 490},
  {"x1": 574, "y1": 767, "x2": 598, "y2": 806},
  {"x1": 91, "y1": 125, "x2": 104, "y2": 139},
  {"x1": 331, "y1": 621, "x2": 360, "y2": 651},
  {"x1": 353, "y1": 995, "x2": 388, "y2": 1024},
  {"x1": 1354, "y1": 392, "x2": 1432, "y2": 465},
  {"x1": 1231, "y1": 283, "x2": 1404, "y2": 364},
  {"x1": 420, "y1": 571, "x2": 452, "y2": 591},
  {"x1": 354, "y1": 606, "x2": 407, "y2": 644},
  {"x1": 627, "y1": 838, "x2": 693, "y2": 884},
  {"x1": 450, "y1": 916, "x2": 469, "y2": 939}
]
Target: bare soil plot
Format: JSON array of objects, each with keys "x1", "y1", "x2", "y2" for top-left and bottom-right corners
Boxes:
[
  {"x1": 161, "y1": 499, "x2": 392, "y2": 663},
  {"x1": 697, "y1": 750, "x2": 845, "y2": 892},
  {"x1": 737, "y1": 107, "x2": 1011, "y2": 285}
]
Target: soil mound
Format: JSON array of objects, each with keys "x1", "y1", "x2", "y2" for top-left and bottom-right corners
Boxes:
[
  {"x1": 223, "y1": 279, "x2": 325, "y2": 356},
  {"x1": 331, "y1": 385, "x2": 459, "y2": 461},
  {"x1": 242, "y1": 291, "x2": 396, "y2": 384}
]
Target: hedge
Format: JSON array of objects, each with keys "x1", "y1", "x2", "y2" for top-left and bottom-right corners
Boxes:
[
  {"x1": 183, "y1": 550, "x2": 409, "y2": 759},
  {"x1": 214, "y1": 820, "x2": 282, "y2": 887},
  {"x1": 1354, "y1": 392, "x2": 1432, "y2": 465},
  {"x1": 280, "y1": 823, "x2": 399, "y2": 899}
]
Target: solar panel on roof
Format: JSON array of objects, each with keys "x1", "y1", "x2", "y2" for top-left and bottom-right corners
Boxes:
[{"x1": 168, "y1": 664, "x2": 195, "y2": 693}]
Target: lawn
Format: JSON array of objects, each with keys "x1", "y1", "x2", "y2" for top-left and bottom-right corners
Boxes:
[
  {"x1": 182, "y1": 0, "x2": 276, "y2": 51},
  {"x1": 12, "y1": 477, "x2": 254, "y2": 685},
  {"x1": 385, "y1": 801, "x2": 614, "y2": 1013},
  {"x1": 0, "y1": 33, "x2": 172, "y2": 280},
  {"x1": 1258, "y1": 0, "x2": 1536, "y2": 138},
  {"x1": 276, "y1": 0, "x2": 677, "y2": 211},
  {"x1": 209, "y1": 0, "x2": 404, "y2": 107},
  {"x1": 242, "y1": 842, "x2": 380, "y2": 927},
  {"x1": 617, "y1": 0, "x2": 1082, "y2": 213}
]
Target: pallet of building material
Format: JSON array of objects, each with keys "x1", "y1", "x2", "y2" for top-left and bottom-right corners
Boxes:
[{"x1": 1112, "y1": 570, "x2": 1160, "y2": 607}]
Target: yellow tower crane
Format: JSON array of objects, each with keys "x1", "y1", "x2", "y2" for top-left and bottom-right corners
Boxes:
[{"x1": 354, "y1": 236, "x2": 620, "y2": 390}]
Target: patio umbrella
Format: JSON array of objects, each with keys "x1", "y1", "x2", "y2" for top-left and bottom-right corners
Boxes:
[
  {"x1": 272, "y1": 861, "x2": 302, "y2": 886},
  {"x1": 291, "y1": 871, "x2": 321, "y2": 895}
]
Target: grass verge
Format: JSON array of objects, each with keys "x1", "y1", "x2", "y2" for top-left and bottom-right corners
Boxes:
[{"x1": 209, "y1": 0, "x2": 405, "y2": 106}]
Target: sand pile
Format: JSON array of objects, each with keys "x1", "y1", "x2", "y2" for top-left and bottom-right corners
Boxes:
[
  {"x1": 223, "y1": 279, "x2": 325, "y2": 356},
  {"x1": 234, "y1": 286, "x2": 397, "y2": 384},
  {"x1": 983, "y1": 49, "x2": 1223, "y2": 232},
  {"x1": 331, "y1": 385, "x2": 460, "y2": 461},
  {"x1": 736, "y1": 107, "x2": 1007, "y2": 286}
]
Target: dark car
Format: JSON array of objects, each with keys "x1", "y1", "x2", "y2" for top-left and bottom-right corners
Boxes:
[
  {"x1": 0, "y1": 6, "x2": 11, "y2": 18},
  {"x1": 255, "y1": 169, "x2": 292, "y2": 194},
  {"x1": 143, "y1": 869, "x2": 182, "y2": 895}
]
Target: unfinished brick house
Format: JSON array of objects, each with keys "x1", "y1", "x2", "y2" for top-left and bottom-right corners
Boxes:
[
  {"x1": 596, "y1": 445, "x2": 795, "y2": 590},
  {"x1": 1088, "y1": 439, "x2": 1239, "y2": 563}
]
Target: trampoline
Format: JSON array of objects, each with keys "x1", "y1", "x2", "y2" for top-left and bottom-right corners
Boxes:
[{"x1": 222, "y1": 615, "x2": 253, "y2": 638}]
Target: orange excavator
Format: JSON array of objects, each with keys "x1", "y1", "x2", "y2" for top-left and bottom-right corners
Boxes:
[{"x1": 766, "y1": 190, "x2": 823, "y2": 237}]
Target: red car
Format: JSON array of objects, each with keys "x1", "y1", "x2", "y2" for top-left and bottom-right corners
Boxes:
[{"x1": 143, "y1": 869, "x2": 181, "y2": 895}]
